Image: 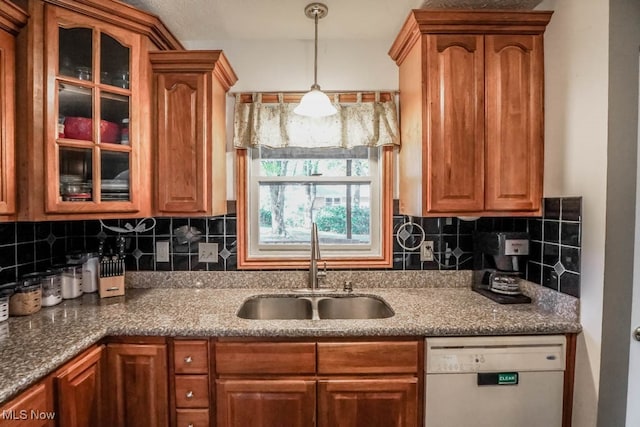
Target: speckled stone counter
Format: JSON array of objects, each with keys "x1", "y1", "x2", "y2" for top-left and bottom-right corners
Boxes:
[{"x1": 0, "y1": 271, "x2": 581, "y2": 403}]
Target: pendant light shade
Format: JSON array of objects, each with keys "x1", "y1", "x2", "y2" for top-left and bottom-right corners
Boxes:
[{"x1": 294, "y1": 3, "x2": 337, "y2": 118}]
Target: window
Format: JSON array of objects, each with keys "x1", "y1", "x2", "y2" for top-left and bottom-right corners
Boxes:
[
  {"x1": 234, "y1": 92, "x2": 397, "y2": 269},
  {"x1": 237, "y1": 146, "x2": 393, "y2": 269}
]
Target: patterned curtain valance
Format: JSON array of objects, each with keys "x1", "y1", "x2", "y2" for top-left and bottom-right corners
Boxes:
[{"x1": 233, "y1": 92, "x2": 400, "y2": 149}]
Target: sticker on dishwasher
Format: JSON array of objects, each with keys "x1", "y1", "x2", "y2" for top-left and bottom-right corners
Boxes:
[{"x1": 477, "y1": 372, "x2": 519, "y2": 386}]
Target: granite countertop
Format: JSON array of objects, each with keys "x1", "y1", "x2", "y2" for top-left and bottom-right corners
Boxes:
[{"x1": 0, "y1": 271, "x2": 582, "y2": 404}]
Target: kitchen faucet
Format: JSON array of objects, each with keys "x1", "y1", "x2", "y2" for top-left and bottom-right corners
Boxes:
[{"x1": 309, "y1": 222, "x2": 327, "y2": 291}]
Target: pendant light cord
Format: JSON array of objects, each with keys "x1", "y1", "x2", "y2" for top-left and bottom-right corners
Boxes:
[{"x1": 313, "y1": 10, "x2": 319, "y2": 89}]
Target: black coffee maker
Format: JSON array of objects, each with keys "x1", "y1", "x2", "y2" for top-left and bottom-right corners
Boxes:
[{"x1": 473, "y1": 231, "x2": 531, "y2": 304}]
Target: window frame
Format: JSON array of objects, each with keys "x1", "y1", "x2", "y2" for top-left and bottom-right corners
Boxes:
[{"x1": 236, "y1": 146, "x2": 394, "y2": 269}]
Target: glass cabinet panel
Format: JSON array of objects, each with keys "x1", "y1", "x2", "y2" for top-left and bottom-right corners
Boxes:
[
  {"x1": 100, "y1": 92, "x2": 129, "y2": 144},
  {"x1": 100, "y1": 151, "x2": 130, "y2": 201},
  {"x1": 53, "y1": 21, "x2": 133, "y2": 207},
  {"x1": 101, "y1": 33, "x2": 130, "y2": 89},
  {"x1": 59, "y1": 147, "x2": 93, "y2": 201},
  {"x1": 58, "y1": 27, "x2": 92, "y2": 80}
]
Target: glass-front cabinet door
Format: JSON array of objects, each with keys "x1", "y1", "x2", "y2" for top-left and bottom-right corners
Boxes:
[{"x1": 45, "y1": 7, "x2": 141, "y2": 213}]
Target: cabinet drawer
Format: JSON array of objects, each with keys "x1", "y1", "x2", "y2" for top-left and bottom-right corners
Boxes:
[
  {"x1": 317, "y1": 341, "x2": 419, "y2": 375},
  {"x1": 175, "y1": 376, "x2": 209, "y2": 408},
  {"x1": 216, "y1": 342, "x2": 316, "y2": 375},
  {"x1": 176, "y1": 409, "x2": 209, "y2": 427},
  {"x1": 174, "y1": 340, "x2": 209, "y2": 374}
]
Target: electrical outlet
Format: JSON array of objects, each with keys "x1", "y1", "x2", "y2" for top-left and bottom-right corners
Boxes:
[
  {"x1": 156, "y1": 241, "x2": 170, "y2": 263},
  {"x1": 420, "y1": 241, "x2": 434, "y2": 262},
  {"x1": 198, "y1": 242, "x2": 218, "y2": 263}
]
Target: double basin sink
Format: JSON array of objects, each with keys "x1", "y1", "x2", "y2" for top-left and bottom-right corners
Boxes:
[{"x1": 237, "y1": 294, "x2": 394, "y2": 320}]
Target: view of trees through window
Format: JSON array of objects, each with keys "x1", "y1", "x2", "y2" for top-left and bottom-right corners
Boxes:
[{"x1": 255, "y1": 147, "x2": 373, "y2": 245}]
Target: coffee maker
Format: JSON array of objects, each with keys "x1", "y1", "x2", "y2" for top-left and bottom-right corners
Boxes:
[{"x1": 473, "y1": 231, "x2": 531, "y2": 303}]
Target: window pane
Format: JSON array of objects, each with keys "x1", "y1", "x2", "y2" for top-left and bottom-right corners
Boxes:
[
  {"x1": 59, "y1": 147, "x2": 93, "y2": 201},
  {"x1": 59, "y1": 27, "x2": 92, "y2": 80},
  {"x1": 100, "y1": 33, "x2": 130, "y2": 88},
  {"x1": 101, "y1": 151, "x2": 130, "y2": 201},
  {"x1": 258, "y1": 183, "x2": 371, "y2": 245},
  {"x1": 258, "y1": 147, "x2": 370, "y2": 177}
]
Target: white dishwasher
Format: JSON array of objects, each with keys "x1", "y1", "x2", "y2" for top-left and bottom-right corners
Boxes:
[{"x1": 425, "y1": 335, "x2": 566, "y2": 427}]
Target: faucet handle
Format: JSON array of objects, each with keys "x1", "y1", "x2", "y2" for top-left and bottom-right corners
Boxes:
[{"x1": 317, "y1": 261, "x2": 327, "y2": 278}]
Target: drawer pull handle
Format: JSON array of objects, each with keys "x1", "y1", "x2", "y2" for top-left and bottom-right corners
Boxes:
[
  {"x1": 184, "y1": 356, "x2": 193, "y2": 364},
  {"x1": 186, "y1": 390, "x2": 194, "y2": 399}
]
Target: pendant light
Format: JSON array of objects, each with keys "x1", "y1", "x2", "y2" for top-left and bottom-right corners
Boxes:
[{"x1": 294, "y1": 3, "x2": 337, "y2": 117}]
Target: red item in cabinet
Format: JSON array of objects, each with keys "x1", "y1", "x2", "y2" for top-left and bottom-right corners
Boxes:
[{"x1": 64, "y1": 117, "x2": 120, "y2": 143}]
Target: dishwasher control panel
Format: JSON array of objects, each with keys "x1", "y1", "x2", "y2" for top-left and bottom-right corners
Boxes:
[{"x1": 426, "y1": 335, "x2": 566, "y2": 373}]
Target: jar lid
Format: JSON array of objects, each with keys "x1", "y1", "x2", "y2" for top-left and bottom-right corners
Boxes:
[
  {"x1": 21, "y1": 272, "x2": 42, "y2": 279},
  {"x1": 15, "y1": 281, "x2": 40, "y2": 292},
  {"x1": 39, "y1": 270, "x2": 58, "y2": 277},
  {"x1": 122, "y1": 118, "x2": 129, "y2": 124},
  {"x1": 0, "y1": 282, "x2": 16, "y2": 297}
]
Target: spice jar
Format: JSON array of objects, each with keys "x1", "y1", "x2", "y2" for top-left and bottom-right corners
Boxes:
[
  {"x1": 9, "y1": 279, "x2": 42, "y2": 316},
  {"x1": 40, "y1": 270, "x2": 63, "y2": 307},
  {"x1": 0, "y1": 283, "x2": 15, "y2": 322},
  {"x1": 61, "y1": 264, "x2": 83, "y2": 299}
]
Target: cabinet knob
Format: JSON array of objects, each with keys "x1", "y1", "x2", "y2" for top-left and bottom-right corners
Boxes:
[
  {"x1": 188, "y1": 424, "x2": 194, "y2": 427},
  {"x1": 186, "y1": 390, "x2": 194, "y2": 399},
  {"x1": 634, "y1": 326, "x2": 640, "y2": 342},
  {"x1": 184, "y1": 355, "x2": 193, "y2": 364}
]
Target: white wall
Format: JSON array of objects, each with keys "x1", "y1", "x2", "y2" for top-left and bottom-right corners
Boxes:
[{"x1": 539, "y1": 0, "x2": 609, "y2": 424}]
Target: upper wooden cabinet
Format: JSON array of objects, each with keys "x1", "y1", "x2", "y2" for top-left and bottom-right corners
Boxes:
[
  {"x1": 389, "y1": 10, "x2": 552, "y2": 217},
  {"x1": 0, "y1": 2, "x2": 27, "y2": 221},
  {"x1": 15, "y1": 0, "x2": 182, "y2": 221},
  {"x1": 150, "y1": 51, "x2": 237, "y2": 216}
]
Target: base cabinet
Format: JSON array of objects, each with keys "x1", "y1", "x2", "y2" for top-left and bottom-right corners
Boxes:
[
  {"x1": 0, "y1": 380, "x2": 54, "y2": 427},
  {"x1": 105, "y1": 342, "x2": 169, "y2": 427},
  {"x1": 216, "y1": 380, "x2": 316, "y2": 427},
  {"x1": 318, "y1": 379, "x2": 417, "y2": 427},
  {"x1": 54, "y1": 345, "x2": 103, "y2": 427},
  {"x1": 215, "y1": 339, "x2": 420, "y2": 427}
]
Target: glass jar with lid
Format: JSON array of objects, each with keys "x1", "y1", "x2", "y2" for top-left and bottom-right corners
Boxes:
[
  {"x1": 9, "y1": 279, "x2": 42, "y2": 316},
  {"x1": 60, "y1": 264, "x2": 83, "y2": 299},
  {"x1": 40, "y1": 270, "x2": 63, "y2": 306},
  {"x1": 0, "y1": 283, "x2": 15, "y2": 322}
]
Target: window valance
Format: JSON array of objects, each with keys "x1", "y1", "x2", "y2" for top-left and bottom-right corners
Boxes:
[{"x1": 233, "y1": 92, "x2": 400, "y2": 149}]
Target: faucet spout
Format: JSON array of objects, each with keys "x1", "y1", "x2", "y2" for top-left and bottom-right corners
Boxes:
[{"x1": 310, "y1": 223, "x2": 321, "y2": 291}]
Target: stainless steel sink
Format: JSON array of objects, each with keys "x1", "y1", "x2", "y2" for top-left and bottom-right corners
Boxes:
[
  {"x1": 317, "y1": 296, "x2": 394, "y2": 319},
  {"x1": 236, "y1": 296, "x2": 313, "y2": 320},
  {"x1": 237, "y1": 295, "x2": 394, "y2": 320}
]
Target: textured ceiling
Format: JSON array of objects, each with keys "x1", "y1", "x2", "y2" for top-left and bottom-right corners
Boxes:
[{"x1": 121, "y1": 0, "x2": 542, "y2": 43}]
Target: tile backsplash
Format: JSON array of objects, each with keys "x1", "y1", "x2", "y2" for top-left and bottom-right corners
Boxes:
[{"x1": 0, "y1": 197, "x2": 581, "y2": 297}]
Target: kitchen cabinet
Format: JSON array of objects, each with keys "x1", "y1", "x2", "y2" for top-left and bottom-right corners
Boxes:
[
  {"x1": 215, "y1": 339, "x2": 420, "y2": 427},
  {"x1": 317, "y1": 341, "x2": 419, "y2": 427},
  {"x1": 0, "y1": 378, "x2": 54, "y2": 427},
  {"x1": 105, "y1": 340, "x2": 169, "y2": 427},
  {"x1": 216, "y1": 340, "x2": 316, "y2": 427},
  {"x1": 150, "y1": 51, "x2": 237, "y2": 216},
  {"x1": 388, "y1": 10, "x2": 552, "y2": 217},
  {"x1": 170, "y1": 339, "x2": 213, "y2": 427},
  {"x1": 54, "y1": 345, "x2": 103, "y2": 427},
  {"x1": 0, "y1": 2, "x2": 27, "y2": 220},
  {"x1": 15, "y1": 0, "x2": 182, "y2": 221}
]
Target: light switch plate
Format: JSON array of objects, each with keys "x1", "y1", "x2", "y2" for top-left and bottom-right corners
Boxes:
[
  {"x1": 198, "y1": 242, "x2": 218, "y2": 263},
  {"x1": 420, "y1": 241, "x2": 434, "y2": 262},
  {"x1": 156, "y1": 241, "x2": 170, "y2": 263}
]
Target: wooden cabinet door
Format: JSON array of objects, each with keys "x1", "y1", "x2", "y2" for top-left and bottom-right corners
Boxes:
[
  {"x1": 484, "y1": 34, "x2": 544, "y2": 212},
  {"x1": 318, "y1": 379, "x2": 417, "y2": 427},
  {"x1": 0, "y1": 27, "x2": 16, "y2": 217},
  {"x1": 105, "y1": 343, "x2": 169, "y2": 427},
  {"x1": 216, "y1": 379, "x2": 316, "y2": 427},
  {"x1": 154, "y1": 72, "x2": 208, "y2": 214},
  {"x1": 425, "y1": 34, "x2": 485, "y2": 213},
  {"x1": 151, "y1": 51, "x2": 236, "y2": 216},
  {"x1": 0, "y1": 380, "x2": 55, "y2": 427},
  {"x1": 55, "y1": 345, "x2": 103, "y2": 427}
]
